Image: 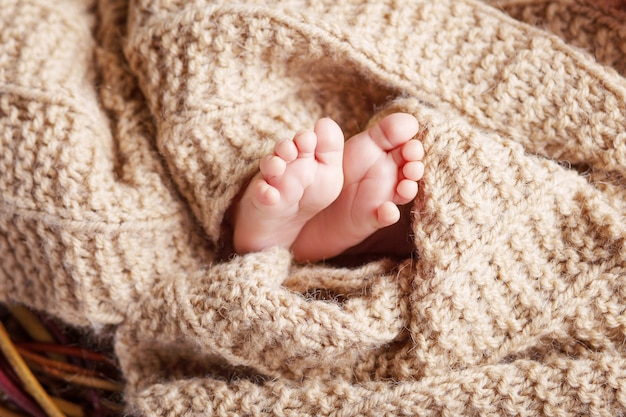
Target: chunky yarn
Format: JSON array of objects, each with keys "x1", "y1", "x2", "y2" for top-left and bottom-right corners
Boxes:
[{"x1": 1, "y1": 0, "x2": 625, "y2": 415}]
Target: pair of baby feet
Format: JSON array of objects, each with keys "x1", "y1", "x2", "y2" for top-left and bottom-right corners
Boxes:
[{"x1": 233, "y1": 113, "x2": 424, "y2": 262}]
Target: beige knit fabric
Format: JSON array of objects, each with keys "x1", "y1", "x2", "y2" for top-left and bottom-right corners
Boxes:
[{"x1": 1, "y1": 0, "x2": 626, "y2": 415}]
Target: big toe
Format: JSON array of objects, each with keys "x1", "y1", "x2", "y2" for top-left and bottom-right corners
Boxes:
[
  {"x1": 313, "y1": 118, "x2": 344, "y2": 163},
  {"x1": 374, "y1": 113, "x2": 420, "y2": 149}
]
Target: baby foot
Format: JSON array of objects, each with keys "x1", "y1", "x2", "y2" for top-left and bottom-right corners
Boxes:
[
  {"x1": 291, "y1": 113, "x2": 423, "y2": 262},
  {"x1": 233, "y1": 118, "x2": 344, "y2": 254}
]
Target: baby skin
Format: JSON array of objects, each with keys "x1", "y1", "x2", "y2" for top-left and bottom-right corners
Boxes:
[{"x1": 233, "y1": 113, "x2": 424, "y2": 262}]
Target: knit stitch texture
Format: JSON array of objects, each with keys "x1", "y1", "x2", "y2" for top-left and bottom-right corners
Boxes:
[{"x1": 1, "y1": 0, "x2": 626, "y2": 415}]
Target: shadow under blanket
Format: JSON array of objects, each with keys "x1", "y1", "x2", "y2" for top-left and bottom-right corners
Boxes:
[{"x1": 1, "y1": 0, "x2": 626, "y2": 415}]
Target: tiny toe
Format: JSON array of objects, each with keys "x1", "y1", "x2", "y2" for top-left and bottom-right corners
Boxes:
[
  {"x1": 402, "y1": 161, "x2": 425, "y2": 181},
  {"x1": 396, "y1": 179, "x2": 418, "y2": 203},
  {"x1": 274, "y1": 139, "x2": 298, "y2": 162},
  {"x1": 293, "y1": 130, "x2": 317, "y2": 156},
  {"x1": 253, "y1": 180, "x2": 280, "y2": 206},
  {"x1": 260, "y1": 154, "x2": 287, "y2": 178},
  {"x1": 402, "y1": 139, "x2": 424, "y2": 161},
  {"x1": 389, "y1": 140, "x2": 423, "y2": 168},
  {"x1": 377, "y1": 201, "x2": 401, "y2": 227}
]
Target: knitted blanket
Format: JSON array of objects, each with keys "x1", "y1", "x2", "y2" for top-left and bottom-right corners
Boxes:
[{"x1": 1, "y1": 0, "x2": 626, "y2": 415}]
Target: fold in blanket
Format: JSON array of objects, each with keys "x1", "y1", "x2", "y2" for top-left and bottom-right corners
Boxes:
[{"x1": 1, "y1": 0, "x2": 626, "y2": 415}]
